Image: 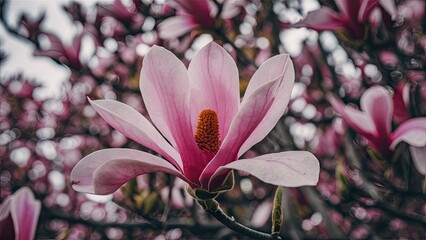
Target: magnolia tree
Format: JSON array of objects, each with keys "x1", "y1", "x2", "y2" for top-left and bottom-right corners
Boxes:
[{"x1": 0, "y1": 0, "x2": 425, "y2": 239}]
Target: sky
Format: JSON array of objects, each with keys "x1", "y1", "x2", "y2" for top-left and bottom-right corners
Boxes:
[{"x1": 0, "y1": 0, "x2": 111, "y2": 99}]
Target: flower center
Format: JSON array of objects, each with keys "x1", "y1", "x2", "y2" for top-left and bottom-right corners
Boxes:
[{"x1": 194, "y1": 109, "x2": 221, "y2": 153}]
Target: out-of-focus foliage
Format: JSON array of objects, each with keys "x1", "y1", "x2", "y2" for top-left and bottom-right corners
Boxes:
[{"x1": 0, "y1": 0, "x2": 425, "y2": 239}]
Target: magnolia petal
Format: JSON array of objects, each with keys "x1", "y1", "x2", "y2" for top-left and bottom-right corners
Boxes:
[
  {"x1": 360, "y1": 86, "x2": 393, "y2": 137},
  {"x1": 393, "y1": 83, "x2": 410, "y2": 123},
  {"x1": 71, "y1": 34, "x2": 82, "y2": 56},
  {"x1": 0, "y1": 196, "x2": 13, "y2": 240},
  {"x1": 358, "y1": 0, "x2": 379, "y2": 22},
  {"x1": 33, "y1": 33, "x2": 65, "y2": 60},
  {"x1": 211, "y1": 151, "x2": 320, "y2": 188},
  {"x1": 174, "y1": 0, "x2": 214, "y2": 28},
  {"x1": 140, "y1": 46, "x2": 200, "y2": 170},
  {"x1": 238, "y1": 54, "x2": 295, "y2": 156},
  {"x1": 293, "y1": 7, "x2": 345, "y2": 31},
  {"x1": 410, "y1": 146, "x2": 426, "y2": 176},
  {"x1": 359, "y1": 0, "x2": 397, "y2": 22},
  {"x1": 335, "y1": 0, "x2": 361, "y2": 20},
  {"x1": 243, "y1": 54, "x2": 291, "y2": 101},
  {"x1": 170, "y1": 0, "x2": 209, "y2": 13},
  {"x1": 10, "y1": 187, "x2": 41, "y2": 240},
  {"x1": 221, "y1": 0, "x2": 244, "y2": 19},
  {"x1": 94, "y1": 158, "x2": 191, "y2": 195},
  {"x1": 71, "y1": 148, "x2": 189, "y2": 194},
  {"x1": 140, "y1": 45, "x2": 188, "y2": 147},
  {"x1": 390, "y1": 118, "x2": 426, "y2": 149},
  {"x1": 200, "y1": 77, "x2": 286, "y2": 188},
  {"x1": 188, "y1": 42, "x2": 240, "y2": 139},
  {"x1": 88, "y1": 99, "x2": 182, "y2": 169},
  {"x1": 158, "y1": 16, "x2": 199, "y2": 39},
  {"x1": 328, "y1": 94, "x2": 375, "y2": 137},
  {"x1": 0, "y1": 197, "x2": 11, "y2": 221}
]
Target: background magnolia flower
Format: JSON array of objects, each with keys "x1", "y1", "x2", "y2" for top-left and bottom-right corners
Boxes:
[
  {"x1": 71, "y1": 42, "x2": 319, "y2": 195},
  {"x1": 293, "y1": 0, "x2": 396, "y2": 42},
  {"x1": 158, "y1": 0, "x2": 214, "y2": 39},
  {"x1": 158, "y1": 0, "x2": 244, "y2": 39},
  {"x1": 0, "y1": 187, "x2": 41, "y2": 240},
  {"x1": 329, "y1": 86, "x2": 426, "y2": 175},
  {"x1": 34, "y1": 33, "x2": 83, "y2": 69}
]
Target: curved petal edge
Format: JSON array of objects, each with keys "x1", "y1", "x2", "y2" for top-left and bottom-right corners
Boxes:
[
  {"x1": 210, "y1": 151, "x2": 320, "y2": 189},
  {"x1": 71, "y1": 148, "x2": 189, "y2": 195}
]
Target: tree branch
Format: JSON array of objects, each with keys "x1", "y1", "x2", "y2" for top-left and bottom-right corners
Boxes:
[{"x1": 202, "y1": 201, "x2": 277, "y2": 240}]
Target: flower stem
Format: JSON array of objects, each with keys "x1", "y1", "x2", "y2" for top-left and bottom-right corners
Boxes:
[{"x1": 202, "y1": 200, "x2": 279, "y2": 240}]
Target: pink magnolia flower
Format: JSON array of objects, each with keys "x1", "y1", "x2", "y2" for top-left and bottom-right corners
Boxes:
[
  {"x1": 0, "y1": 187, "x2": 41, "y2": 240},
  {"x1": 71, "y1": 42, "x2": 319, "y2": 195},
  {"x1": 293, "y1": 0, "x2": 396, "y2": 41},
  {"x1": 329, "y1": 86, "x2": 426, "y2": 175},
  {"x1": 158, "y1": 0, "x2": 244, "y2": 39}
]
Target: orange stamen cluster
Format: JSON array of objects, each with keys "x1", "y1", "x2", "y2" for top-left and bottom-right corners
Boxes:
[{"x1": 194, "y1": 109, "x2": 221, "y2": 153}]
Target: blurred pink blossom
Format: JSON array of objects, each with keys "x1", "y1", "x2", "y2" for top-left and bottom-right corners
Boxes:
[
  {"x1": 250, "y1": 200, "x2": 272, "y2": 227},
  {"x1": 161, "y1": 178, "x2": 193, "y2": 209},
  {"x1": 35, "y1": 33, "x2": 83, "y2": 69},
  {"x1": 96, "y1": 0, "x2": 141, "y2": 24},
  {"x1": 293, "y1": 0, "x2": 396, "y2": 41},
  {"x1": 158, "y1": 0, "x2": 244, "y2": 39},
  {"x1": 392, "y1": 82, "x2": 410, "y2": 123},
  {"x1": 329, "y1": 86, "x2": 426, "y2": 174}
]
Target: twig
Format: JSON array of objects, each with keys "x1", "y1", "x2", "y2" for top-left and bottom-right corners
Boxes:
[
  {"x1": 42, "y1": 206, "x2": 223, "y2": 232},
  {"x1": 357, "y1": 196, "x2": 426, "y2": 227},
  {"x1": 203, "y1": 201, "x2": 276, "y2": 240}
]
